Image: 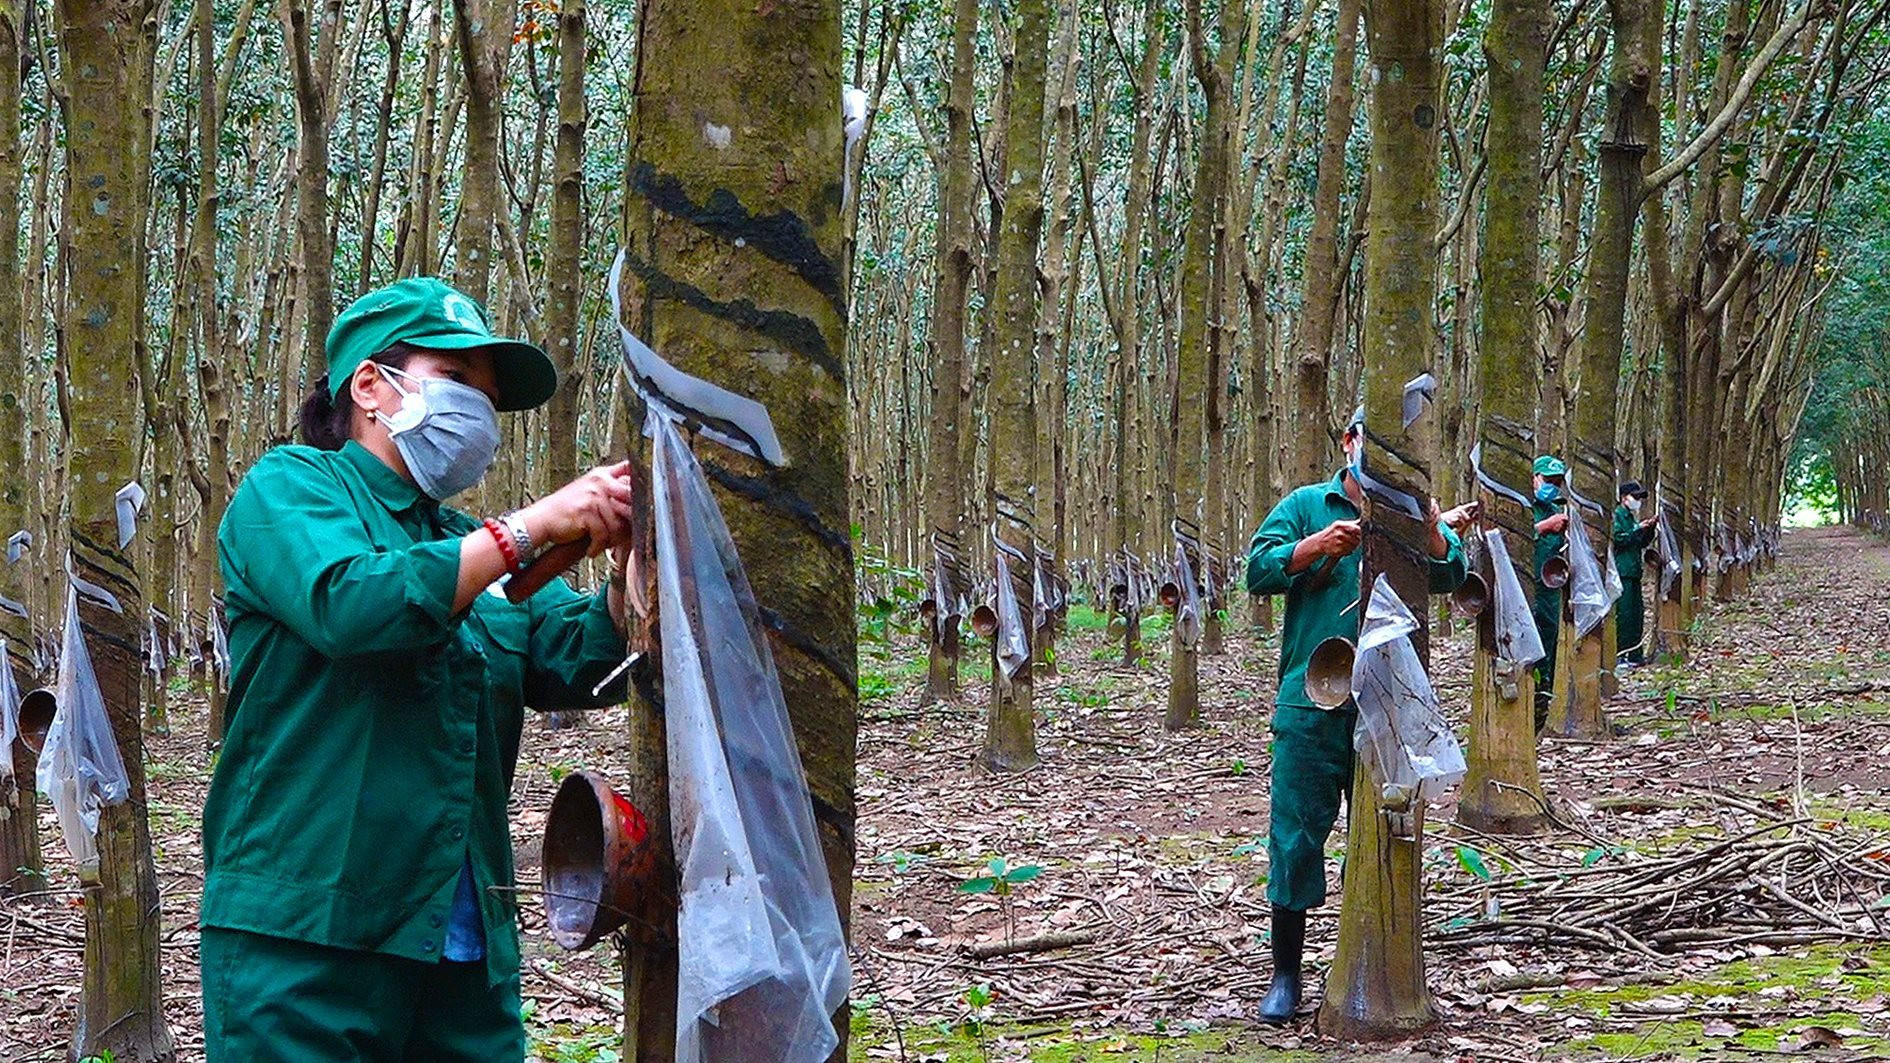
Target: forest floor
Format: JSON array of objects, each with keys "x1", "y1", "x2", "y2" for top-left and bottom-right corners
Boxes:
[{"x1": 4, "y1": 526, "x2": 1890, "y2": 1062}]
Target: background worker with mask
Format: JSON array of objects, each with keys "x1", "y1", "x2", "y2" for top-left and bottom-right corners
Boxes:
[
  {"x1": 1530, "y1": 455, "x2": 1572, "y2": 723},
  {"x1": 1612, "y1": 481, "x2": 1659, "y2": 666},
  {"x1": 199, "y1": 278, "x2": 639, "y2": 1061},
  {"x1": 1243, "y1": 410, "x2": 1467, "y2": 1023}
]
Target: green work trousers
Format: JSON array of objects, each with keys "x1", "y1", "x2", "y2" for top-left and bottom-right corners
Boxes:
[
  {"x1": 200, "y1": 926, "x2": 525, "y2": 1063},
  {"x1": 1617, "y1": 576, "x2": 1645, "y2": 662},
  {"x1": 1266, "y1": 703, "x2": 1355, "y2": 912},
  {"x1": 1532, "y1": 587, "x2": 1562, "y2": 692}
]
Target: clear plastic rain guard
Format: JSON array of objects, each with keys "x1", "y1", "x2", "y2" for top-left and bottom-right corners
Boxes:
[
  {"x1": 1565, "y1": 508, "x2": 1615, "y2": 638},
  {"x1": 1351, "y1": 575, "x2": 1467, "y2": 804},
  {"x1": 1656, "y1": 510, "x2": 1684, "y2": 597},
  {"x1": 36, "y1": 588, "x2": 131, "y2": 874},
  {"x1": 993, "y1": 548, "x2": 1031, "y2": 682},
  {"x1": 649, "y1": 410, "x2": 850, "y2": 1063},
  {"x1": 1173, "y1": 541, "x2": 1203, "y2": 649},
  {"x1": 1483, "y1": 529, "x2": 1545, "y2": 667},
  {"x1": 0, "y1": 638, "x2": 18, "y2": 782}
]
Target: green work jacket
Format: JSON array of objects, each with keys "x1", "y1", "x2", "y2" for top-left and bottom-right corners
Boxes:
[
  {"x1": 1245, "y1": 470, "x2": 1466, "y2": 711},
  {"x1": 202, "y1": 441, "x2": 629, "y2": 988},
  {"x1": 1532, "y1": 491, "x2": 1566, "y2": 579},
  {"x1": 1612, "y1": 504, "x2": 1656, "y2": 579}
]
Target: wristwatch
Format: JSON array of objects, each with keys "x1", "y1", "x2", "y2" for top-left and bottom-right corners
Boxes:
[{"x1": 500, "y1": 513, "x2": 538, "y2": 567}]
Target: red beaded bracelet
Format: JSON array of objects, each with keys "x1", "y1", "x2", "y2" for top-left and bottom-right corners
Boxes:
[{"x1": 483, "y1": 517, "x2": 521, "y2": 573}]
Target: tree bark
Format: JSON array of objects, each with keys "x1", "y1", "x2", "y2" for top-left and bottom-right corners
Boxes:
[
  {"x1": 452, "y1": 0, "x2": 516, "y2": 304},
  {"x1": 1459, "y1": 0, "x2": 1550, "y2": 834},
  {"x1": 1290, "y1": 0, "x2": 1359, "y2": 486},
  {"x1": 922, "y1": 0, "x2": 977, "y2": 704},
  {"x1": 1105, "y1": 0, "x2": 1165, "y2": 670},
  {"x1": 1321, "y1": 0, "x2": 1444, "y2": 1039},
  {"x1": 1167, "y1": 0, "x2": 1239, "y2": 731},
  {"x1": 359, "y1": 0, "x2": 413, "y2": 294},
  {"x1": 282, "y1": 0, "x2": 344, "y2": 375},
  {"x1": 0, "y1": 0, "x2": 42, "y2": 901},
  {"x1": 57, "y1": 0, "x2": 177, "y2": 1057},
  {"x1": 619, "y1": 0, "x2": 855, "y2": 1055},
  {"x1": 980, "y1": 0, "x2": 1050, "y2": 772}
]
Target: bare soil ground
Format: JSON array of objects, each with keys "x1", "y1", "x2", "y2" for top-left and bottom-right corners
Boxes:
[{"x1": 5, "y1": 526, "x2": 1889, "y2": 1062}]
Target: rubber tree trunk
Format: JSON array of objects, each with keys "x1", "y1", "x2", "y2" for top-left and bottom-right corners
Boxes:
[
  {"x1": 922, "y1": 0, "x2": 977, "y2": 705},
  {"x1": 0, "y1": 0, "x2": 41, "y2": 900},
  {"x1": 283, "y1": 0, "x2": 343, "y2": 375},
  {"x1": 618, "y1": 0, "x2": 857, "y2": 1055},
  {"x1": 1320, "y1": 0, "x2": 1444, "y2": 1039},
  {"x1": 1547, "y1": 0, "x2": 1658, "y2": 740},
  {"x1": 1167, "y1": 0, "x2": 1238, "y2": 731},
  {"x1": 980, "y1": 0, "x2": 1049, "y2": 773},
  {"x1": 1032, "y1": 0, "x2": 1080, "y2": 678},
  {"x1": 1458, "y1": 0, "x2": 1549, "y2": 835},
  {"x1": 58, "y1": 0, "x2": 178, "y2": 1057},
  {"x1": 540, "y1": 0, "x2": 588, "y2": 732},
  {"x1": 1289, "y1": 0, "x2": 1359, "y2": 487},
  {"x1": 1107, "y1": 0, "x2": 1164, "y2": 671}
]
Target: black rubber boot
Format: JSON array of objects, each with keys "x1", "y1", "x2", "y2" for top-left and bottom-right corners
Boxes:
[{"x1": 1258, "y1": 905, "x2": 1305, "y2": 1023}]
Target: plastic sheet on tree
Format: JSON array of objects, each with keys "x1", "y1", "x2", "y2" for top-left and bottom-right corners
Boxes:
[
  {"x1": 1656, "y1": 510, "x2": 1683, "y2": 597},
  {"x1": 1602, "y1": 535, "x2": 1623, "y2": 604},
  {"x1": 0, "y1": 638, "x2": 19, "y2": 782},
  {"x1": 1172, "y1": 541, "x2": 1203, "y2": 649},
  {"x1": 209, "y1": 606, "x2": 230, "y2": 676},
  {"x1": 1484, "y1": 530, "x2": 1545, "y2": 667},
  {"x1": 145, "y1": 609, "x2": 165, "y2": 678},
  {"x1": 648, "y1": 411, "x2": 850, "y2": 1063},
  {"x1": 992, "y1": 547, "x2": 1031, "y2": 682},
  {"x1": 1565, "y1": 511, "x2": 1613, "y2": 638},
  {"x1": 1350, "y1": 575, "x2": 1467, "y2": 805},
  {"x1": 36, "y1": 589, "x2": 131, "y2": 875}
]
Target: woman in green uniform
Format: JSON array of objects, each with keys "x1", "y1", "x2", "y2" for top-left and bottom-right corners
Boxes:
[
  {"x1": 1530, "y1": 455, "x2": 1571, "y2": 720},
  {"x1": 199, "y1": 279, "x2": 639, "y2": 1061},
  {"x1": 1612, "y1": 481, "x2": 1658, "y2": 666},
  {"x1": 1243, "y1": 414, "x2": 1467, "y2": 1022}
]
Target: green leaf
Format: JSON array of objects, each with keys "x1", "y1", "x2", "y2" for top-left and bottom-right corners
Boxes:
[
  {"x1": 958, "y1": 876, "x2": 999, "y2": 894},
  {"x1": 1581, "y1": 846, "x2": 1607, "y2": 867},
  {"x1": 965, "y1": 983, "x2": 993, "y2": 1009},
  {"x1": 987, "y1": 857, "x2": 1007, "y2": 876},
  {"x1": 1455, "y1": 845, "x2": 1492, "y2": 881},
  {"x1": 1003, "y1": 864, "x2": 1041, "y2": 884}
]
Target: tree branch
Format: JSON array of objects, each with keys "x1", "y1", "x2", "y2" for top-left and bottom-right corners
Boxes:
[{"x1": 1641, "y1": 0, "x2": 1821, "y2": 196}]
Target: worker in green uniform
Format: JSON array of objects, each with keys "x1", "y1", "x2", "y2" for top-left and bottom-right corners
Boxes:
[
  {"x1": 199, "y1": 279, "x2": 639, "y2": 1062},
  {"x1": 1612, "y1": 481, "x2": 1658, "y2": 666},
  {"x1": 1244, "y1": 412, "x2": 1467, "y2": 1023},
  {"x1": 1530, "y1": 455, "x2": 1571, "y2": 723}
]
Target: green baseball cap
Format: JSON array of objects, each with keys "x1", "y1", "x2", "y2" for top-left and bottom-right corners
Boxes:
[
  {"x1": 1533, "y1": 455, "x2": 1569, "y2": 478},
  {"x1": 325, "y1": 278, "x2": 557, "y2": 412}
]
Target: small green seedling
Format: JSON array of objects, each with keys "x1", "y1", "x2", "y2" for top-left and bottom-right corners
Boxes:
[{"x1": 960, "y1": 857, "x2": 1041, "y2": 945}]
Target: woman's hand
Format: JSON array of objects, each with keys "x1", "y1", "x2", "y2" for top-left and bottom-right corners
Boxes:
[{"x1": 518, "y1": 461, "x2": 638, "y2": 558}]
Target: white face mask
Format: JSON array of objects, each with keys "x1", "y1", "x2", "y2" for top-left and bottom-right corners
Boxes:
[
  {"x1": 1625, "y1": 497, "x2": 1643, "y2": 514},
  {"x1": 374, "y1": 363, "x2": 501, "y2": 499}
]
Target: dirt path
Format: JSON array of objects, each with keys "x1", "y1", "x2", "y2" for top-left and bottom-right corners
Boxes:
[{"x1": 4, "y1": 527, "x2": 1888, "y2": 1061}]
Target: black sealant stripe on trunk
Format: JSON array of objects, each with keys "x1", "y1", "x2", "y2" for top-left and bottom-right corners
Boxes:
[
  {"x1": 621, "y1": 249, "x2": 844, "y2": 382},
  {"x1": 630, "y1": 162, "x2": 846, "y2": 316}
]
